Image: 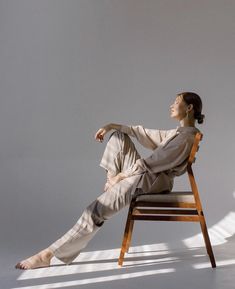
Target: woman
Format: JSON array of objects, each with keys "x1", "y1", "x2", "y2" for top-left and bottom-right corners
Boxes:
[{"x1": 15, "y1": 91, "x2": 205, "y2": 269}]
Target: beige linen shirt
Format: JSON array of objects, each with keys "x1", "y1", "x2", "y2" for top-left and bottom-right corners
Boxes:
[{"x1": 119, "y1": 124, "x2": 201, "y2": 195}]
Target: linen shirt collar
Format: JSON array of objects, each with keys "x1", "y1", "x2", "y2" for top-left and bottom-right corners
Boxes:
[{"x1": 176, "y1": 125, "x2": 201, "y2": 134}]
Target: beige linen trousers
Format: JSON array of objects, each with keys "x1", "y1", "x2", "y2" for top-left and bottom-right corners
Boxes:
[{"x1": 48, "y1": 125, "x2": 201, "y2": 265}]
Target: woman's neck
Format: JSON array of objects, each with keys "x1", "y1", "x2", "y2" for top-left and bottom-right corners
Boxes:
[{"x1": 179, "y1": 118, "x2": 195, "y2": 127}]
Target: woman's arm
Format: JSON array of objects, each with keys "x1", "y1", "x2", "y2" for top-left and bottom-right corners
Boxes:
[
  {"x1": 95, "y1": 123, "x2": 172, "y2": 149},
  {"x1": 122, "y1": 134, "x2": 194, "y2": 178},
  {"x1": 108, "y1": 123, "x2": 122, "y2": 131},
  {"x1": 94, "y1": 123, "x2": 122, "y2": 142},
  {"x1": 119, "y1": 124, "x2": 173, "y2": 150}
]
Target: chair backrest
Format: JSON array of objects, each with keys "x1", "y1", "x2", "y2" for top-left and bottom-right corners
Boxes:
[
  {"x1": 187, "y1": 132, "x2": 203, "y2": 167},
  {"x1": 186, "y1": 132, "x2": 204, "y2": 210}
]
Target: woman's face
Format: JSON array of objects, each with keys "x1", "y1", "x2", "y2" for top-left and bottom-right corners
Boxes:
[{"x1": 170, "y1": 94, "x2": 188, "y2": 121}]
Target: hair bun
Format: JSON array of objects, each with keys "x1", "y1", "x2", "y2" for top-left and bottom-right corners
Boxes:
[{"x1": 197, "y1": 113, "x2": 205, "y2": 124}]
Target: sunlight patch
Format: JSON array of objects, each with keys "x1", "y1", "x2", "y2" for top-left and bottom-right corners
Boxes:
[{"x1": 13, "y1": 268, "x2": 175, "y2": 289}]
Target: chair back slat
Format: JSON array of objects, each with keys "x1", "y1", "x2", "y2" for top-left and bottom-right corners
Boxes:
[
  {"x1": 186, "y1": 132, "x2": 203, "y2": 211},
  {"x1": 187, "y1": 132, "x2": 203, "y2": 166}
]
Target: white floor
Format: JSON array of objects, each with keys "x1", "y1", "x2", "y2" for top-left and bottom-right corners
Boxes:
[{"x1": 2, "y1": 232, "x2": 235, "y2": 289}]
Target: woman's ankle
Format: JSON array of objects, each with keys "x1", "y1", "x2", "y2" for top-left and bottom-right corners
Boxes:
[{"x1": 42, "y1": 248, "x2": 54, "y2": 259}]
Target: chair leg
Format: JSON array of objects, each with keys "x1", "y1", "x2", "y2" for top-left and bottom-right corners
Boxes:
[
  {"x1": 199, "y1": 215, "x2": 216, "y2": 268},
  {"x1": 118, "y1": 208, "x2": 133, "y2": 266},
  {"x1": 126, "y1": 219, "x2": 135, "y2": 253}
]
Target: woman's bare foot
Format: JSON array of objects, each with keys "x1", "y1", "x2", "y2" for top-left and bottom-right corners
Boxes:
[{"x1": 15, "y1": 248, "x2": 54, "y2": 270}]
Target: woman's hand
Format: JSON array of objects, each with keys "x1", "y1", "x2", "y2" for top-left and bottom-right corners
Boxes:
[
  {"x1": 94, "y1": 124, "x2": 112, "y2": 143},
  {"x1": 103, "y1": 172, "x2": 127, "y2": 192}
]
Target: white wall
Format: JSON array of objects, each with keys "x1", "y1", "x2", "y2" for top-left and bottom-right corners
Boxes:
[{"x1": 0, "y1": 0, "x2": 234, "y2": 255}]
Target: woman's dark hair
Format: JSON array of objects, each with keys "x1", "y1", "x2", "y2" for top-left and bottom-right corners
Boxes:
[{"x1": 177, "y1": 91, "x2": 205, "y2": 124}]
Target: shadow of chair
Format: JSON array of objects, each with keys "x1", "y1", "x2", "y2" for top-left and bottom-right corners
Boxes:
[{"x1": 118, "y1": 132, "x2": 216, "y2": 268}]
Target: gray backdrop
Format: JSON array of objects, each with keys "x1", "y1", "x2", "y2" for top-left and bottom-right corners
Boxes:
[{"x1": 1, "y1": 0, "x2": 234, "y2": 261}]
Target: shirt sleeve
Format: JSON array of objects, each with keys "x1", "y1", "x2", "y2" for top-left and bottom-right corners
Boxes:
[
  {"x1": 123, "y1": 134, "x2": 194, "y2": 177},
  {"x1": 119, "y1": 124, "x2": 173, "y2": 150}
]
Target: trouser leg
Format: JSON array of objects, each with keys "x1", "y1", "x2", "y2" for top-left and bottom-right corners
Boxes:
[
  {"x1": 48, "y1": 131, "x2": 141, "y2": 265},
  {"x1": 99, "y1": 130, "x2": 141, "y2": 175}
]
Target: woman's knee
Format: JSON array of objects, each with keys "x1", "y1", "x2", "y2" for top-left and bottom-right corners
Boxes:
[
  {"x1": 107, "y1": 130, "x2": 139, "y2": 160},
  {"x1": 108, "y1": 130, "x2": 130, "y2": 141},
  {"x1": 107, "y1": 130, "x2": 133, "y2": 149}
]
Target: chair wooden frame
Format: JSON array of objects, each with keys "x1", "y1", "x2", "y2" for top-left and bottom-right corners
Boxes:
[{"x1": 118, "y1": 132, "x2": 216, "y2": 268}]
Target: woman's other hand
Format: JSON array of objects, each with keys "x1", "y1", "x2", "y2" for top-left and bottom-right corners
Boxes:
[{"x1": 103, "y1": 172, "x2": 127, "y2": 192}]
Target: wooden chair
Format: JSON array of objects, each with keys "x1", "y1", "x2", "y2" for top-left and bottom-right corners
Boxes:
[{"x1": 118, "y1": 132, "x2": 216, "y2": 268}]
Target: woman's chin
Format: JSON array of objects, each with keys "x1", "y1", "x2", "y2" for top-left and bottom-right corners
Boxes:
[{"x1": 170, "y1": 115, "x2": 178, "y2": 121}]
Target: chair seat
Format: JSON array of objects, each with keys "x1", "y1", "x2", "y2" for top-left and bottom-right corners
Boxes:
[{"x1": 135, "y1": 191, "x2": 195, "y2": 203}]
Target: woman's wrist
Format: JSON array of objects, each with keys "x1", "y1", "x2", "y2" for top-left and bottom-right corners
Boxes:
[
  {"x1": 108, "y1": 123, "x2": 122, "y2": 131},
  {"x1": 118, "y1": 172, "x2": 128, "y2": 180}
]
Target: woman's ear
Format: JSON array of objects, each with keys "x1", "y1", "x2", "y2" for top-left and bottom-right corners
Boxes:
[{"x1": 187, "y1": 103, "x2": 194, "y2": 113}]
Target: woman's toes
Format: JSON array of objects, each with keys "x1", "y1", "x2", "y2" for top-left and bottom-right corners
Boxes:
[
  {"x1": 16, "y1": 262, "x2": 22, "y2": 269},
  {"x1": 19, "y1": 261, "x2": 27, "y2": 269},
  {"x1": 15, "y1": 254, "x2": 50, "y2": 270},
  {"x1": 15, "y1": 262, "x2": 23, "y2": 269}
]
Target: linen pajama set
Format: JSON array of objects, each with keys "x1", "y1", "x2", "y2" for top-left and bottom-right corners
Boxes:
[{"x1": 48, "y1": 124, "x2": 201, "y2": 265}]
